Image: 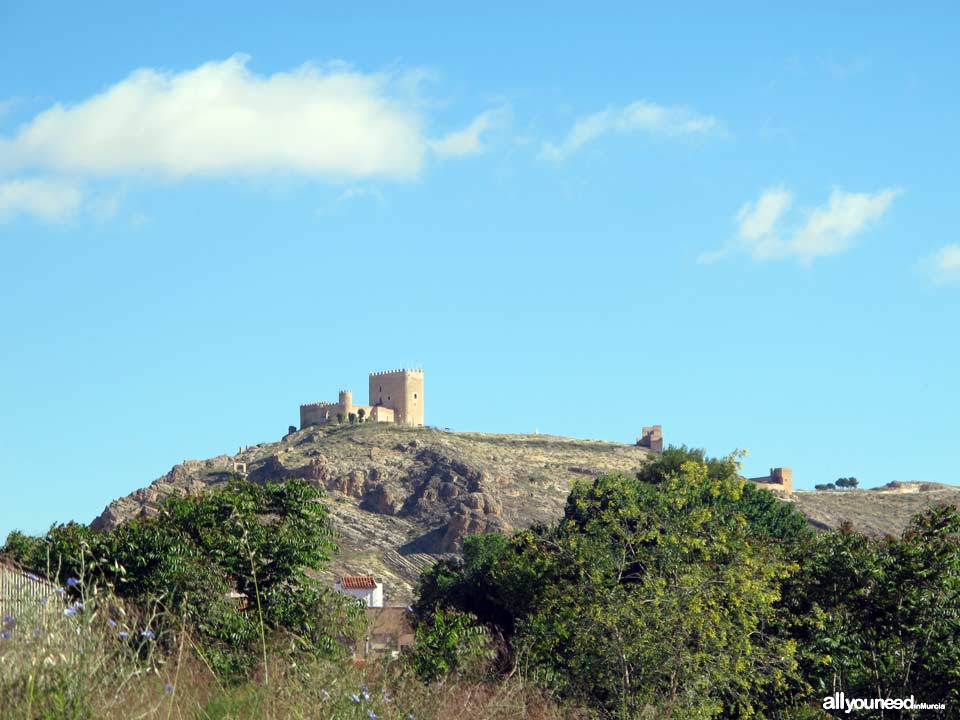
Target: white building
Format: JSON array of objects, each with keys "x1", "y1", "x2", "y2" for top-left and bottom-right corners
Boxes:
[{"x1": 334, "y1": 575, "x2": 383, "y2": 608}]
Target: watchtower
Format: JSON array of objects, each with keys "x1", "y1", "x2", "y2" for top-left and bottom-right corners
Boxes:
[
  {"x1": 338, "y1": 389, "x2": 353, "y2": 416},
  {"x1": 369, "y1": 369, "x2": 424, "y2": 426}
]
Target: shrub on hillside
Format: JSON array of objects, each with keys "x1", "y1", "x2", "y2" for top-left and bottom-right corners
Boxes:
[{"x1": 3, "y1": 478, "x2": 363, "y2": 678}]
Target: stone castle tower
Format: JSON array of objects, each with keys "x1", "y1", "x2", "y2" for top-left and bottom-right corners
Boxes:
[
  {"x1": 369, "y1": 369, "x2": 424, "y2": 426},
  {"x1": 300, "y1": 369, "x2": 424, "y2": 429}
]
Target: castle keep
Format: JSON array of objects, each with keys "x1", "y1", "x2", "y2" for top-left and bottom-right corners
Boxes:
[{"x1": 300, "y1": 369, "x2": 424, "y2": 429}]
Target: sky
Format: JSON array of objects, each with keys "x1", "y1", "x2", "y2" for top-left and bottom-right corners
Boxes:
[{"x1": 1, "y1": 2, "x2": 958, "y2": 541}]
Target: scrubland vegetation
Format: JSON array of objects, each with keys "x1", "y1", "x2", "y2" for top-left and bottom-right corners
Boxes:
[{"x1": 3, "y1": 449, "x2": 959, "y2": 718}]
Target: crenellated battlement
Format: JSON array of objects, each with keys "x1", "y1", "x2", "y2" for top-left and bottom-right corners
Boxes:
[
  {"x1": 369, "y1": 368, "x2": 423, "y2": 378},
  {"x1": 300, "y1": 401, "x2": 338, "y2": 409}
]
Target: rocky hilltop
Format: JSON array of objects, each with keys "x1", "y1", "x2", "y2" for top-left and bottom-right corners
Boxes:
[
  {"x1": 92, "y1": 424, "x2": 656, "y2": 603},
  {"x1": 92, "y1": 424, "x2": 960, "y2": 603}
]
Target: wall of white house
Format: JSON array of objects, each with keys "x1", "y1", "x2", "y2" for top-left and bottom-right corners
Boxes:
[{"x1": 334, "y1": 583, "x2": 383, "y2": 608}]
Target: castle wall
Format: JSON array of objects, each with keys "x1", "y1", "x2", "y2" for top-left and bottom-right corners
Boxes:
[
  {"x1": 300, "y1": 399, "x2": 396, "y2": 428},
  {"x1": 748, "y1": 467, "x2": 793, "y2": 495},
  {"x1": 369, "y1": 405, "x2": 395, "y2": 423},
  {"x1": 301, "y1": 401, "x2": 338, "y2": 428},
  {"x1": 637, "y1": 425, "x2": 663, "y2": 452},
  {"x1": 369, "y1": 369, "x2": 424, "y2": 426}
]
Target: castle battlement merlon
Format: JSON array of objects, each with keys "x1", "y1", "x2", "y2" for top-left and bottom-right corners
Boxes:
[{"x1": 369, "y1": 368, "x2": 423, "y2": 378}]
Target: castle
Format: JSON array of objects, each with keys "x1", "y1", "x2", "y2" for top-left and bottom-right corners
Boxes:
[{"x1": 300, "y1": 369, "x2": 424, "y2": 429}]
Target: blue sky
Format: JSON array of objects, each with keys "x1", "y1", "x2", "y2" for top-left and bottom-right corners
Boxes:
[{"x1": 2, "y1": 3, "x2": 958, "y2": 541}]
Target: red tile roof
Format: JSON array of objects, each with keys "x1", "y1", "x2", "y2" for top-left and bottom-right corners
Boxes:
[{"x1": 340, "y1": 575, "x2": 378, "y2": 590}]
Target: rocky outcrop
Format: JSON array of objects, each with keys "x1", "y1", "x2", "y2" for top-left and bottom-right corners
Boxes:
[{"x1": 91, "y1": 425, "x2": 657, "y2": 601}]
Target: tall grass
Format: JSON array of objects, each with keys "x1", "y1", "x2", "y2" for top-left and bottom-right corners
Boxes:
[{"x1": 0, "y1": 582, "x2": 584, "y2": 720}]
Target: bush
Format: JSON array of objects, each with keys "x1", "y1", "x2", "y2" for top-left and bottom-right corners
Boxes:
[{"x1": 3, "y1": 479, "x2": 364, "y2": 679}]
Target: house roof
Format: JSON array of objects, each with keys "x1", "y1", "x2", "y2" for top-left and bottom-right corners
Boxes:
[{"x1": 339, "y1": 575, "x2": 378, "y2": 590}]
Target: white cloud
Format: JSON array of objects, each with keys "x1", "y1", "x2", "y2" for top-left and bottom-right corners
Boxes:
[
  {"x1": 0, "y1": 177, "x2": 83, "y2": 223},
  {"x1": 0, "y1": 54, "x2": 461, "y2": 181},
  {"x1": 541, "y1": 100, "x2": 720, "y2": 161},
  {"x1": 736, "y1": 187, "x2": 792, "y2": 241},
  {"x1": 430, "y1": 107, "x2": 505, "y2": 157},
  {"x1": 700, "y1": 186, "x2": 900, "y2": 265},
  {"x1": 919, "y1": 244, "x2": 960, "y2": 285}
]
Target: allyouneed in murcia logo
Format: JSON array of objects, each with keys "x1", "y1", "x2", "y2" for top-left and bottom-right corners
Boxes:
[{"x1": 822, "y1": 692, "x2": 946, "y2": 713}]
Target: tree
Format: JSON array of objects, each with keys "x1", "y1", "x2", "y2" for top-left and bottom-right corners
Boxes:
[
  {"x1": 417, "y1": 457, "x2": 803, "y2": 717},
  {"x1": 780, "y1": 506, "x2": 960, "y2": 715},
  {"x1": 336, "y1": 412, "x2": 345, "y2": 424},
  {"x1": 4, "y1": 479, "x2": 363, "y2": 677},
  {"x1": 357, "y1": 408, "x2": 366, "y2": 423}
]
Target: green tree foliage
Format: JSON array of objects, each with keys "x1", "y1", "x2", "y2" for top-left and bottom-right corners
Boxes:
[
  {"x1": 357, "y1": 408, "x2": 366, "y2": 423},
  {"x1": 336, "y1": 412, "x2": 345, "y2": 424},
  {"x1": 635, "y1": 446, "x2": 811, "y2": 546},
  {"x1": 781, "y1": 508, "x2": 960, "y2": 717},
  {"x1": 407, "y1": 606, "x2": 496, "y2": 682},
  {"x1": 416, "y1": 455, "x2": 805, "y2": 718},
  {"x1": 4, "y1": 479, "x2": 363, "y2": 677},
  {"x1": 348, "y1": 412, "x2": 357, "y2": 425}
]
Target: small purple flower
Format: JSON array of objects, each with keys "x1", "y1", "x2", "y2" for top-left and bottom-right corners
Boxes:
[
  {"x1": 119, "y1": 631, "x2": 129, "y2": 639},
  {"x1": 107, "y1": 618, "x2": 117, "y2": 627},
  {"x1": 73, "y1": 601, "x2": 84, "y2": 610},
  {"x1": 64, "y1": 608, "x2": 77, "y2": 617},
  {"x1": 66, "y1": 577, "x2": 80, "y2": 587},
  {"x1": 350, "y1": 693, "x2": 361, "y2": 703},
  {"x1": 33, "y1": 628, "x2": 41, "y2": 636},
  {"x1": 361, "y1": 688, "x2": 370, "y2": 701},
  {"x1": 165, "y1": 683, "x2": 174, "y2": 692},
  {"x1": 55, "y1": 587, "x2": 65, "y2": 595},
  {"x1": 320, "y1": 689, "x2": 330, "y2": 699},
  {"x1": 367, "y1": 711, "x2": 378, "y2": 720},
  {"x1": 26, "y1": 573, "x2": 39, "y2": 582},
  {"x1": 141, "y1": 630, "x2": 155, "y2": 639},
  {"x1": 40, "y1": 597, "x2": 48, "y2": 606},
  {"x1": 2, "y1": 614, "x2": 13, "y2": 623},
  {"x1": 0, "y1": 631, "x2": 10, "y2": 640}
]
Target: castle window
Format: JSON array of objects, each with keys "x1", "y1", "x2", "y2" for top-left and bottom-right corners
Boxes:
[{"x1": 414, "y1": 393, "x2": 418, "y2": 400}]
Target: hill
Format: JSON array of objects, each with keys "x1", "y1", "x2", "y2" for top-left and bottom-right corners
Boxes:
[
  {"x1": 91, "y1": 424, "x2": 960, "y2": 603},
  {"x1": 793, "y1": 481, "x2": 960, "y2": 536},
  {"x1": 92, "y1": 424, "x2": 656, "y2": 602}
]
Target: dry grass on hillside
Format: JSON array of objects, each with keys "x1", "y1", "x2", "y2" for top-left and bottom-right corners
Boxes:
[{"x1": 793, "y1": 483, "x2": 960, "y2": 537}]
